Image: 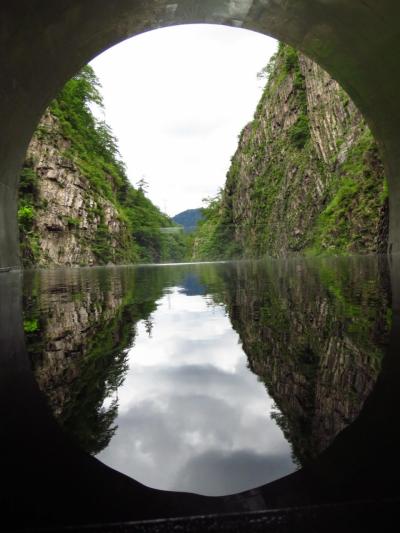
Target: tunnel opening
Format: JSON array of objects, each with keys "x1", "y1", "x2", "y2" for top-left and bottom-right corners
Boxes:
[
  {"x1": 16, "y1": 24, "x2": 388, "y2": 268},
  {"x1": 2, "y1": 1, "x2": 400, "y2": 269}
]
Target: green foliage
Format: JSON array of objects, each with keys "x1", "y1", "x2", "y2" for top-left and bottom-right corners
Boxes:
[
  {"x1": 256, "y1": 52, "x2": 277, "y2": 82},
  {"x1": 192, "y1": 190, "x2": 242, "y2": 260},
  {"x1": 280, "y1": 44, "x2": 298, "y2": 73},
  {"x1": 23, "y1": 318, "x2": 40, "y2": 333},
  {"x1": 193, "y1": 41, "x2": 386, "y2": 260},
  {"x1": 18, "y1": 204, "x2": 35, "y2": 227},
  {"x1": 308, "y1": 128, "x2": 387, "y2": 255},
  {"x1": 289, "y1": 115, "x2": 310, "y2": 149},
  {"x1": 50, "y1": 65, "x2": 187, "y2": 264},
  {"x1": 120, "y1": 187, "x2": 186, "y2": 263},
  {"x1": 66, "y1": 216, "x2": 80, "y2": 229},
  {"x1": 18, "y1": 164, "x2": 42, "y2": 266},
  {"x1": 91, "y1": 223, "x2": 113, "y2": 263},
  {"x1": 20, "y1": 167, "x2": 39, "y2": 195}
]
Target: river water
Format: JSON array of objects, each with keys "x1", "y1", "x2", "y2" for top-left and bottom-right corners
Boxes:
[
  {"x1": 4, "y1": 256, "x2": 400, "y2": 527},
  {"x1": 22, "y1": 257, "x2": 391, "y2": 488}
]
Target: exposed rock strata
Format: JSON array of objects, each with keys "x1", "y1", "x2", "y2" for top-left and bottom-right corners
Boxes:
[
  {"x1": 194, "y1": 45, "x2": 388, "y2": 258},
  {"x1": 23, "y1": 112, "x2": 131, "y2": 266}
]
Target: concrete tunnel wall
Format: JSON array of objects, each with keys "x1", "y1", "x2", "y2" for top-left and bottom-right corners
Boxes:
[{"x1": 1, "y1": 0, "x2": 400, "y2": 268}]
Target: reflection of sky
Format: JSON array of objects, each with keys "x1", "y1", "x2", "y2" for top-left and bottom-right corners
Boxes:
[{"x1": 97, "y1": 287, "x2": 295, "y2": 496}]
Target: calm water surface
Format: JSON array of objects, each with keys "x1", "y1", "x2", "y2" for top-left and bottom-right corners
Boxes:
[
  {"x1": 97, "y1": 285, "x2": 294, "y2": 495},
  {"x1": 22, "y1": 257, "x2": 392, "y2": 497}
]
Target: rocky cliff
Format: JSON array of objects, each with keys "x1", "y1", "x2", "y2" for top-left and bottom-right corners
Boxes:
[
  {"x1": 20, "y1": 111, "x2": 135, "y2": 266},
  {"x1": 194, "y1": 44, "x2": 388, "y2": 259},
  {"x1": 19, "y1": 66, "x2": 185, "y2": 267}
]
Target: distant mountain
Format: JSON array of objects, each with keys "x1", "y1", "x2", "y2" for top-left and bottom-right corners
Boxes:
[{"x1": 172, "y1": 208, "x2": 204, "y2": 233}]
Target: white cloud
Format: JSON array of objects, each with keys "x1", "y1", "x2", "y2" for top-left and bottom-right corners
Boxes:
[{"x1": 90, "y1": 24, "x2": 277, "y2": 216}]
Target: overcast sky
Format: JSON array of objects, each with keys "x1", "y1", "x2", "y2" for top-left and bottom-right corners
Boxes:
[{"x1": 90, "y1": 25, "x2": 277, "y2": 217}]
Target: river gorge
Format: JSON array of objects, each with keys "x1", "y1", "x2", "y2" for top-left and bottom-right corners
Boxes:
[{"x1": 3, "y1": 3, "x2": 400, "y2": 530}]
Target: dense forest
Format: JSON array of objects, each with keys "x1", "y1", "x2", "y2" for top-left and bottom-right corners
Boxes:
[{"x1": 18, "y1": 66, "x2": 187, "y2": 267}]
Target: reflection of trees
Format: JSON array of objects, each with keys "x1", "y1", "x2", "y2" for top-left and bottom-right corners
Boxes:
[
  {"x1": 55, "y1": 313, "x2": 131, "y2": 455},
  {"x1": 144, "y1": 316, "x2": 154, "y2": 338}
]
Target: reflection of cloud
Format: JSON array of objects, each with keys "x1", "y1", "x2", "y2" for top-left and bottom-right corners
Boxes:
[
  {"x1": 175, "y1": 450, "x2": 295, "y2": 496},
  {"x1": 98, "y1": 382, "x2": 293, "y2": 494},
  {"x1": 97, "y1": 290, "x2": 295, "y2": 495}
]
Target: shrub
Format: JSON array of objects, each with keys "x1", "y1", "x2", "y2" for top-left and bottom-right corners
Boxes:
[{"x1": 290, "y1": 115, "x2": 310, "y2": 149}]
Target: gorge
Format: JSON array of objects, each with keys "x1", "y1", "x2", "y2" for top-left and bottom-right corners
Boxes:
[
  {"x1": 18, "y1": 43, "x2": 389, "y2": 267},
  {"x1": 3, "y1": 1, "x2": 400, "y2": 529},
  {"x1": 23, "y1": 258, "x2": 391, "y2": 490}
]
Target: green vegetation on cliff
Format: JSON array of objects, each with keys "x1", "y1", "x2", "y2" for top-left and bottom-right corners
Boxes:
[
  {"x1": 308, "y1": 127, "x2": 388, "y2": 255},
  {"x1": 18, "y1": 166, "x2": 42, "y2": 263},
  {"x1": 19, "y1": 66, "x2": 186, "y2": 266},
  {"x1": 193, "y1": 44, "x2": 388, "y2": 260}
]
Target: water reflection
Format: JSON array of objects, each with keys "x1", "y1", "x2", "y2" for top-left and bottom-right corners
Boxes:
[
  {"x1": 5, "y1": 255, "x2": 398, "y2": 528},
  {"x1": 23, "y1": 257, "x2": 391, "y2": 495},
  {"x1": 97, "y1": 287, "x2": 294, "y2": 495},
  {"x1": 215, "y1": 258, "x2": 391, "y2": 464}
]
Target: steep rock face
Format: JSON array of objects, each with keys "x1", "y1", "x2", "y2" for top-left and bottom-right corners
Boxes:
[
  {"x1": 300, "y1": 55, "x2": 360, "y2": 164},
  {"x1": 217, "y1": 258, "x2": 390, "y2": 464},
  {"x1": 23, "y1": 112, "x2": 132, "y2": 266},
  {"x1": 18, "y1": 66, "x2": 186, "y2": 267},
  {"x1": 194, "y1": 45, "x2": 388, "y2": 259}
]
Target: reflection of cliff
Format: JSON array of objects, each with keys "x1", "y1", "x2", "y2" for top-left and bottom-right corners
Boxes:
[
  {"x1": 216, "y1": 258, "x2": 391, "y2": 465},
  {"x1": 23, "y1": 267, "x2": 171, "y2": 455},
  {"x1": 23, "y1": 260, "x2": 391, "y2": 465}
]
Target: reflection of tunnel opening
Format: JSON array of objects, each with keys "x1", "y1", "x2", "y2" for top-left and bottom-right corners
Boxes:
[
  {"x1": 2, "y1": 1, "x2": 400, "y2": 270},
  {"x1": 5, "y1": 256, "x2": 400, "y2": 530}
]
